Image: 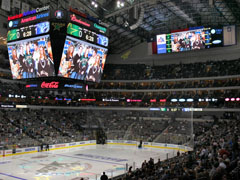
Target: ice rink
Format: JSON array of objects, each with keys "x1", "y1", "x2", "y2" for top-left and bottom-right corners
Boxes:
[{"x1": 0, "y1": 144, "x2": 177, "y2": 180}]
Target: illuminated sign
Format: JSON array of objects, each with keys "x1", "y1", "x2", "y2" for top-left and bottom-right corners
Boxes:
[
  {"x1": 79, "y1": 99, "x2": 96, "y2": 102},
  {"x1": 21, "y1": 12, "x2": 49, "y2": 24},
  {"x1": 8, "y1": 14, "x2": 23, "y2": 21},
  {"x1": 166, "y1": 34, "x2": 172, "y2": 53},
  {"x1": 64, "y1": 84, "x2": 83, "y2": 89},
  {"x1": 55, "y1": 98, "x2": 63, "y2": 100},
  {"x1": 52, "y1": 22, "x2": 66, "y2": 31},
  {"x1": 102, "y1": 98, "x2": 119, "y2": 102},
  {"x1": 156, "y1": 34, "x2": 167, "y2": 54},
  {"x1": 94, "y1": 23, "x2": 107, "y2": 33},
  {"x1": 149, "y1": 108, "x2": 160, "y2": 111},
  {"x1": 97, "y1": 34, "x2": 108, "y2": 47},
  {"x1": 0, "y1": 105, "x2": 15, "y2": 108},
  {"x1": 55, "y1": 10, "x2": 64, "y2": 19},
  {"x1": 8, "y1": 5, "x2": 50, "y2": 21},
  {"x1": 70, "y1": 14, "x2": 90, "y2": 27},
  {"x1": 8, "y1": 20, "x2": 19, "y2": 28},
  {"x1": 127, "y1": 99, "x2": 142, "y2": 102},
  {"x1": 160, "y1": 99, "x2": 167, "y2": 102},
  {"x1": 41, "y1": 81, "x2": 59, "y2": 89},
  {"x1": 26, "y1": 84, "x2": 38, "y2": 88}
]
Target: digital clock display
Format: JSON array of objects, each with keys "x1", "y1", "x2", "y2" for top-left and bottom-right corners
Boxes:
[{"x1": 23, "y1": 31, "x2": 32, "y2": 37}]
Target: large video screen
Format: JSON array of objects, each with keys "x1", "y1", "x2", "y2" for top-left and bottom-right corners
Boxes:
[
  {"x1": 171, "y1": 28, "x2": 205, "y2": 52},
  {"x1": 58, "y1": 36, "x2": 108, "y2": 83},
  {"x1": 7, "y1": 35, "x2": 55, "y2": 79}
]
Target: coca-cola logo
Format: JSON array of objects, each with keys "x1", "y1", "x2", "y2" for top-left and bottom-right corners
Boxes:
[{"x1": 41, "y1": 81, "x2": 59, "y2": 89}]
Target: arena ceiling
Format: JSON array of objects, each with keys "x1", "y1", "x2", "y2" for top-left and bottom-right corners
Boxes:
[{"x1": 2, "y1": 0, "x2": 240, "y2": 53}]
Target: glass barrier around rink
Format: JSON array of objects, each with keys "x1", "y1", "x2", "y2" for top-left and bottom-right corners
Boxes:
[{"x1": 98, "y1": 109, "x2": 194, "y2": 149}]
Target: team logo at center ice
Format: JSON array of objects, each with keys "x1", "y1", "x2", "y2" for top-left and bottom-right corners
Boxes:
[
  {"x1": 19, "y1": 157, "x2": 92, "y2": 178},
  {"x1": 36, "y1": 161, "x2": 91, "y2": 174}
]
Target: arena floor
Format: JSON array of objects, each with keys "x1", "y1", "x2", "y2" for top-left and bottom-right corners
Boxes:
[{"x1": 0, "y1": 145, "x2": 176, "y2": 180}]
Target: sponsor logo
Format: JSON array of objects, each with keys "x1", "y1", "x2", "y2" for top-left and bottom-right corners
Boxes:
[
  {"x1": 52, "y1": 22, "x2": 66, "y2": 31},
  {"x1": 94, "y1": 23, "x2": 106, "y2": 33},
  {"x1": 70, "y1": 14, "x2": 90, "y2": 27},
  {"x1": 41, "y1": 81, "x2": 59, "y2": 89},
  {"x1": 8, "y1": 20, "x2": 19, "y2": 28},
  {"x1": 55, "y1": 144, "x2": 65, "y2": 148},
  {"x1": 8, "y1": 5, "x2": 49, "y2": 21},
  {"x1": 25, "y1": 148, "x2": 35, "y2": 152},
  {"x1": 26, "y1": 84, "x2": 38, "y2": 88},
  {"x1": 55, "y1": 10, "x2": 64, "y2": 19},
  {"x1": 21, "y1": 12, "x2": 49, "y2": 24},
  {"x1": 64, "y1": 84, "x2": 83, "y2": 89},
  {"x1": 1, "y1": 105, "x2": 15, "y2": 108}
]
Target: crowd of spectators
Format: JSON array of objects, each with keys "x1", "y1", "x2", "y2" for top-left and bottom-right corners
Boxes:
[
  {"x1": 102, "y1": 59, "x2": 240, "y2": 80},
  {"x1": 113, "y1": 116, "x2": 240, "y2": 180},
  {"x1": 0, "y1": 109, "x2": 98, "y2": 148},
  {"x1": 90, "y1": 78, "x2": 240, "y2": 90},
  {"x1": 1, "y1": 109, "x2": 223, "y2": 148}
]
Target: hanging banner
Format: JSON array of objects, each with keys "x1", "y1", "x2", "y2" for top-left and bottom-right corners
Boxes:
[
  {"x1": 13, "y1": 0, "x2": 21, "y2": 9},
  {"x1": 1, "y1": 0, "x2": 11, "y2": 12}
]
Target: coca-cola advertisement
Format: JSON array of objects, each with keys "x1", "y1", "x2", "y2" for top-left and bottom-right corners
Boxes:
[
  {"x1": 25, "y1": 81, "x2": 86, "y2": 91},
  {"x1": 41, "y1": 81, "x2": 59, "y2": 89}
]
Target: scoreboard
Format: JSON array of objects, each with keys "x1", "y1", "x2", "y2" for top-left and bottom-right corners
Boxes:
[
  {"x1": 67, "y1": 23, "x2": 108, "y2": 47},
  {"x1": 7, "y1": 21, "x2": 50, "y2": 41},
  {"x1": 7, "y1": 5, "x2": 109, "y2": 83}
]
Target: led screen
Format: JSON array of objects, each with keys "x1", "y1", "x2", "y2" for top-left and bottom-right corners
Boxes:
[
  {"x1": 7, "y1": 21, "x2": 50, "y2": 42},
  {"x1": 67, "y1": 23, "x2": 108, "y2": 47},
  {"x1": 156, "y1": 34, "x2": 166, "y2": 54},
  {"x1": 210, "y1": 28, "x2": 223, "y2": 47},
  {"x1": 171, "y1": 29, "x2": 205, "y2": 52},
  {"x1": 58, "y1": 36, "x2": 108, "y2": 83},
  {"x1": 7, "y1": 35, "x2": 55, "y2": 79},
  {"x1": 97, "y1": 34, "x2": 109, "y2": 47}
]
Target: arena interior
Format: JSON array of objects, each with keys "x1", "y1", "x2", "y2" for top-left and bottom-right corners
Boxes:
[{"x1": 0, "y1": 0, "x2": 240, "y2": 180}]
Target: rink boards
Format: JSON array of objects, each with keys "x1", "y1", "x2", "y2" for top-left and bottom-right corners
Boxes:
[{"x1": 0, "y1": 140, "x2": 192, "y2": 158}]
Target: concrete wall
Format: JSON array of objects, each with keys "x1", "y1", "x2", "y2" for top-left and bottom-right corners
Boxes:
[{"x1": 107, "y1": 25, "x2": 240, "y2": 66}]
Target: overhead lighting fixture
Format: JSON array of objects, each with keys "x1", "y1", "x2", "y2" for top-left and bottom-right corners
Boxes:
[
  {"x1": 91, "y1": 1, "x2": 98, "y2": 8},
  {"x1": 117, "y1": 0, "x2": 124, "y2": 8}
]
